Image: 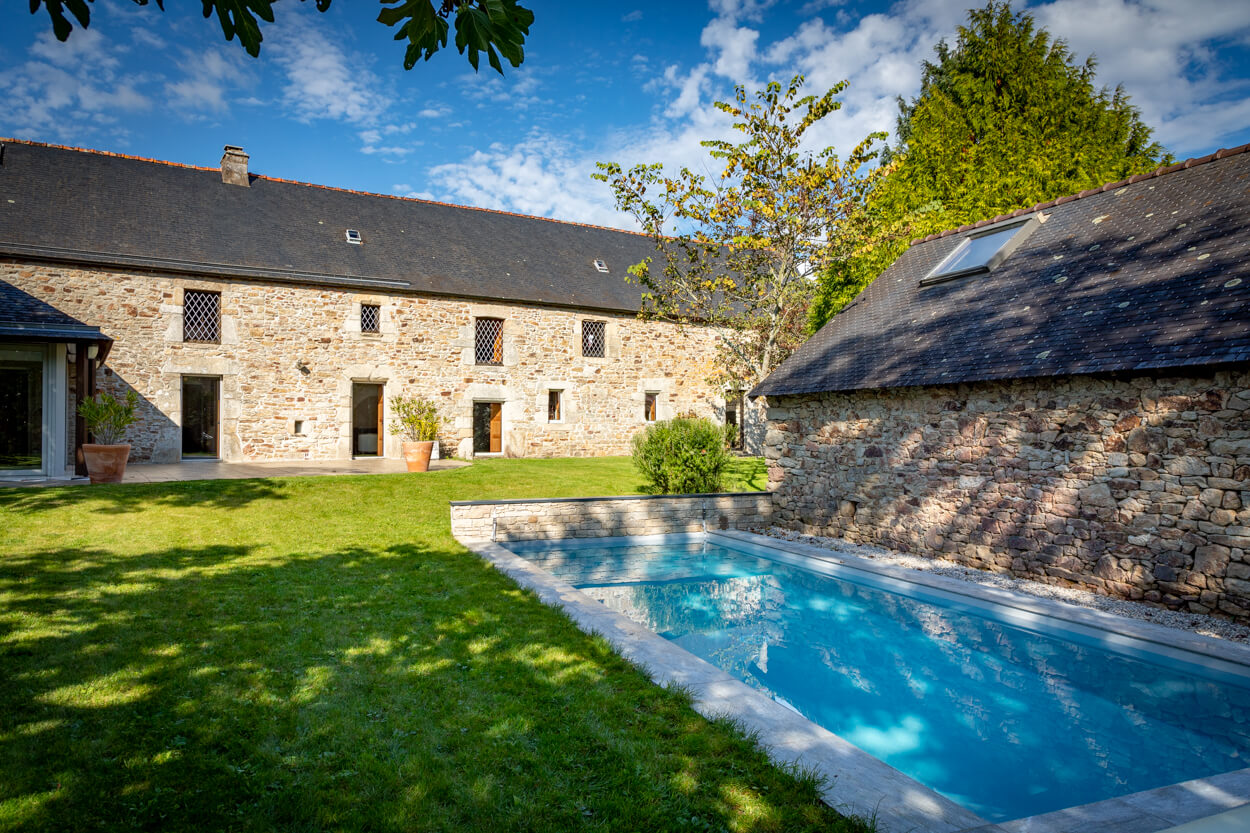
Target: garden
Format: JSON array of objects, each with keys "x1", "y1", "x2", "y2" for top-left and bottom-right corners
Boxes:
[{"x1": 0, "y1": 457, "x2": 871, "y2": 832}]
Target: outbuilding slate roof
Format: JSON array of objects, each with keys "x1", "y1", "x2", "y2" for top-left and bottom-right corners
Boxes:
[
  {"x1": 0, "y1": 140, "x2": 655, "y2": 314},
  {"x1": 0, "y1": 278, "x2": 113, "y2": 356},
  {"x1": 752, "y1": 146, "x2": 1250, "y2": 398}
]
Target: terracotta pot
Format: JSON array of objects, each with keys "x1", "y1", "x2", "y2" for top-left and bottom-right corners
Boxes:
[
  {"x1": 401, "y1": 440, "x2": 435, "y2": 473},
  {"x1": 82, "y1": 443, "x2": 131, "y2": 484}
]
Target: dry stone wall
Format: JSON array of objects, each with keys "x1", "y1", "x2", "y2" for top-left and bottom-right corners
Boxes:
[
  {"x1": 765, "y1": 367, "x2": 1250, "y2": 622},
  {"x1": 3, "y1": 260, "x2": 733, "y2": 462},
  {"x1": 450, "y1": 493, "x2": 774, "y2": 541}
]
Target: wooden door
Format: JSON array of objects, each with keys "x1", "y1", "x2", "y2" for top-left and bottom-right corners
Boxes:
[
  {"x1": 489, "y1": 402, "x2": 502, "y2": 453},
  {"x1": 473, "y1": 401, "x2": 503, "y2": 454}
]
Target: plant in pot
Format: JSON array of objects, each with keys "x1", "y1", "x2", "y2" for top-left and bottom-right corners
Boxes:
[
  {"x1": 77, "y1": 389, "x2": 139, "y2": 484},
  {"x1": 389, "y1": 395, "x2": 444, "y2": 472}
]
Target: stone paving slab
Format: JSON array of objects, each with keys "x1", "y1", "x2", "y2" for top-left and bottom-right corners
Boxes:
[{"x1": 3, "y1": 457, "x2": 468, "y2": 487}]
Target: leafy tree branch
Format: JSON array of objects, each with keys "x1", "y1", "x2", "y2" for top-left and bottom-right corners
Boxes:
[
  {"x1": 595, "y1": 76, "x2": 889, "y2": 388},
  {"x1": 29, "y1": 0, "x2": 534, "y2": 75}
]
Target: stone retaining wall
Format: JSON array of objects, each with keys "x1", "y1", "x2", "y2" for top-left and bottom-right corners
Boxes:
[
  {"x1": 450, "y1": 493, "x2": 773, "y2": 542},
  {"x1": 765, "y1": 367, "x2": 1250, "y2": 622}
]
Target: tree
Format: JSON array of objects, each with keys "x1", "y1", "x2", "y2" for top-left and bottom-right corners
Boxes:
[
  {"x1": 809, "y1": 1, "x2": 1171, "y2": 330},
  {"x1": 30, "y1": 0, "x2": 534, "y2": 75},
  {"x1": 594, "y1": 76, "x2": 887, "y2": 388}
]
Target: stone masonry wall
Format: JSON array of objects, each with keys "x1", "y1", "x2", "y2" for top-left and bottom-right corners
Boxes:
[
  {"x1": 766, "y1": 367, "x2": 1250, "y2": 622},
  {"x1": 3, "y1": 260, "x2": 736, "y2": 462},
  {"x1": 450, "y1": 493, "x2": 774, "y2": 541}
]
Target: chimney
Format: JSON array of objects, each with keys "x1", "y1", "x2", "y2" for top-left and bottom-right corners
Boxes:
[{"x1": 220, "y1": 145, "x2": 250, "y2": 187}]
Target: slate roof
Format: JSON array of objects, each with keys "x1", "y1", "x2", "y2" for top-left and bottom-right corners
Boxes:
[
  {"x1": 0, "y1": 139, "x2": 656, "y2": 314},
  {"x1": 753, "y1": 145, "x2": 1250, "y2": 398},
  {"x1": 0, "y1": 278, "x2": 113, "y2": 357}
]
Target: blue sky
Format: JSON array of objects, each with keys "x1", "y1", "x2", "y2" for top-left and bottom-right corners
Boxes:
[{"x1": 3, "y1": 0, "x2": 1249, "y2": 229}]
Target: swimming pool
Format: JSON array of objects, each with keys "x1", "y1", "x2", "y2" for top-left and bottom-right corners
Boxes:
[{"x1": 501, "y1": 532, "x2": 1250, "y2": 825}]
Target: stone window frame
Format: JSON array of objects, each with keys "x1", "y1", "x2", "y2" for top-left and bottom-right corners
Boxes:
[
  {"x1": 475, "y1": 316, "x2": 505, "y2": 366},
  {"x1": 360, "y1": 303, "x2": 381, "y2": 335},
  {"x1": 183, "y1": 289, "x2": 221, "y2": 344},
  {"x1": 644, "y1": 391, "x2": 659, "y2": 422},
  {"x1": 581, "y1": 320, "x2": 606, "y2": 358},
  {"x1": 574, "y1": 318, "x2": 620, "y2": 362}
]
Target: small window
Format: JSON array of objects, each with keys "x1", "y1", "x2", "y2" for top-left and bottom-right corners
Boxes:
[
  {"x1": 346, "y1": 229, "x2": 363, "y2": 244},
  {"x1": 582, "y1": 320, "x2": 606, "y2": 358},
  {"x1": 183, "y1": 290, "x2": 221, "y2": 343},
  {"x1": 548, "y1": 390, "x2": 562, "y2": 422},
  {"x1": 593, "y1": 259, "x2": 609, "y2": 273},
  {"x1": 644, "y1": 392, "x2": 658, "y2": 422},
  {"x1": 921, "y1": 218, "x2": 1038, "y2": 285},
  {"x1": 475, "y1": 317, "x2": 504, "y2": 365},
  {"x1": 293, "y1": 419, "x2": 305, "y2": 435},
  {"x1": 361, "y1": 304, "x2": 380, "y2": 334}
]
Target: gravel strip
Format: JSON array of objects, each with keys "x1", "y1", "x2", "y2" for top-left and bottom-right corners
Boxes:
[{"x1": 763, "y1": 526, "x2": 1250, "y2": 644}]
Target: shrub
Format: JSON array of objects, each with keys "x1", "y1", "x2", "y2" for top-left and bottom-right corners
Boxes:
[
  {"x1": 77, "y1": 389, "x2": 139, "y2": 445},
  {"x1": 631, "y1": 417, "x2": 730, "y2": 494},
  {"x1": 388, "y1": 395, "x2": 444, "y2": 442}
]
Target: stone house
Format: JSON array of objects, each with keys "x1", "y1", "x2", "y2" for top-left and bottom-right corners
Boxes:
[
  {"x1": 753, "y1": 145, "x2": 1250, "y2": 621},
  {"x1": 0, "y1": 140, "x2": 751, "y2": 479}
]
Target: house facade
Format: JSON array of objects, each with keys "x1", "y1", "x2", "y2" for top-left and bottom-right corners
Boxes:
[
  {"x1": 753, "y1": 146, "x2": 1250, "y2": 622},
  {"x1": 0, "y1": 140, "x2": 748, "y2": 478}
]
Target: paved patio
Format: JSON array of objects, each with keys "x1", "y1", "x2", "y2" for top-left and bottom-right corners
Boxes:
[{"x1": 2, "y1": 457, "x2": 469, "y2": 487}]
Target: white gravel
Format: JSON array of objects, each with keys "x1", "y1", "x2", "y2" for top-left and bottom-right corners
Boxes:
[{"x1": 763, "y1": 526, "x2": 1250, "y2": 644}]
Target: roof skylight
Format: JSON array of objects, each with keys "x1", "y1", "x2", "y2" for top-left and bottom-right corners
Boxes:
[
  {"x1": 921, "y1": 217, "x2": 1038, "y2": 285},
  {"x1": 345, "y1": 229, "x2": 363, "y2": 245},
  {"x1": 593, "y1": 259, "x2": 609, "y2": 273}
]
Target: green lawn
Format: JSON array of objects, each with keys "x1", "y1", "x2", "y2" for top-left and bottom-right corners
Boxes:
[{"x1": 0, "y1": 457, "x2": 866, "y2": 832}]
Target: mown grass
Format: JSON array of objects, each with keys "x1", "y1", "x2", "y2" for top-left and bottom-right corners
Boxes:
[{"x1": 1, "y1": 457, "x2": 866, "y2": 832}]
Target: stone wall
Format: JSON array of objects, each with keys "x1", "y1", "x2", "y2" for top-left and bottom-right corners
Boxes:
[
  {"x1": 765, "y1": 367, "x2": 1250, "y2": 621},
  {"x1": 3, "y1": 260, "x2": 741, "y2": 462},
  {"x1": 450, "y1": 493, "x2": 774, "y2": 541}
]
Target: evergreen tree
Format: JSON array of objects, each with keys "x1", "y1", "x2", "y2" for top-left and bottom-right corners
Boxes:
[{"x1": 811, "y1": 1, "x2": 1171, "y2": 330}]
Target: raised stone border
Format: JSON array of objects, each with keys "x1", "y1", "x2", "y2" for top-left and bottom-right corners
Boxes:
[
  {"x1": 452, "y1": 520, "x2": 1250, "y2": 833},
  {"x1": 449, "y1": 491, "x2": 772, "y2": 541}
]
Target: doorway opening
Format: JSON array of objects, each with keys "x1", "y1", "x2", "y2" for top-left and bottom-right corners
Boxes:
[
  {"x1": 352, "y1": 382, "x2": 384, "y2": 457},
  {"x1": 0, "y1": 344, "x2": 45, "y2": 473},
  {"x1": 472, "y1": 401, "x2": 502, "y2": 454},
  {"x1": 182, "y1": 375, "x2": 220, "y2": 458}
]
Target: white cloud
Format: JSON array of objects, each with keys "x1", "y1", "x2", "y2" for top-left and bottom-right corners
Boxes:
[
  {"x1": 622, "y1": 10, "x2": 644, "y2": 23},
  {"x1": 1034, "y1": 0, "x2": 1250, "y2": 154},
  {"x1": 700, "y1": 16, "x2": 760, "y2": 83},
  {"x1": 266, "y1": 10, "x2": 390, "y2": 126},
  {"x1": 0, "y1": 29, "x2": 150, "y2": 143},
  {"x1": 415, "y1": 0, "x2": 1250, "y2": 226},
  {"x1": 164, "y1": 49, "x2": 252, "y2": 113}
]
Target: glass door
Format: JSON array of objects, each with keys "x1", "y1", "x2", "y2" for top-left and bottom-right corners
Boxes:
[
  {"x1": 0, "y1": 344, "x2": 45, "y2": 473},
  {"x1": 182, "y1": 376, "x2": 220, "y2": 458},
  {"x1": 352, "y1": 383, "x2": 383, "y2": 457}
]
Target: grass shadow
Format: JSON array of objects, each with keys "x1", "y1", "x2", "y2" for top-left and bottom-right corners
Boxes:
[{"x1": 0, "y1": 473, "x2": 865, "y2": 833}]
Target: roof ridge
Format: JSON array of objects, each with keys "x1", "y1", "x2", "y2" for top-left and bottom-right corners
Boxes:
[
  {"x1": 0, "y1": 136, "x2": 650, "y2": 239},
  {"x1": 908, "y1": 143, "x2": 1250, "y2": 246}
]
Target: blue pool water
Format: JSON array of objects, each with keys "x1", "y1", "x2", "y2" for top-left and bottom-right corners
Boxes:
[{"x1": 503, "y1": 535, "x2": 1250, "y2": 823}]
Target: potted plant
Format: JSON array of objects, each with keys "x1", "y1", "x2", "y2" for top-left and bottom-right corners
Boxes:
[
  {"x1": 389, "y1": 395, "x2": 444, "y2": 472},
  {"x1": 77, "y1": 389, "x2": 139, "y2": 484}
]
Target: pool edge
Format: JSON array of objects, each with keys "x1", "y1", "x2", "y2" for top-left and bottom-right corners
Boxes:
[{"x1": 456, "y1": 531, "x2": 989, "y2": 833}]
